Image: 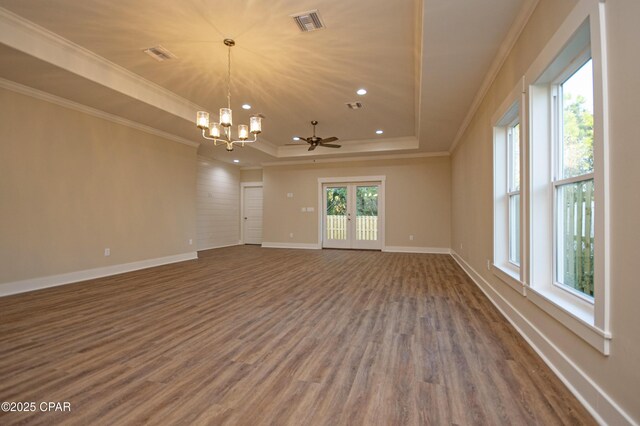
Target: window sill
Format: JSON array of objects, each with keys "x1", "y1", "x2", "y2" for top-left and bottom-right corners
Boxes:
[
  {"x1": 527, "y1": 287, "x2": 611, "y2": 355},
  {"x1": 491, "y1": 263, "x2": 526, "y2": 296}
]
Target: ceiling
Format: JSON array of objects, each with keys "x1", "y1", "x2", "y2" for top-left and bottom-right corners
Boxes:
[{"x1": 0, "y1": 0, "x2": 530, "y2": 166}]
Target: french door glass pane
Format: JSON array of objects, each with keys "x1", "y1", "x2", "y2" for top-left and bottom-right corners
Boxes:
[
  {"x1": 326, "y1": 187, "x2": 347, "y2": 240},
  {"x1": 556, "y1": 179, "x2": 595, "y2": 297},
  {"x1": 356, "y1": 186, "x2": 378, "y2": 241},
  {"x1": 561, "y1": 59, "x2": 594, "y2": 179},
  {"x1": 509, "y1": 193, "x2": 520, "y2": 265}
]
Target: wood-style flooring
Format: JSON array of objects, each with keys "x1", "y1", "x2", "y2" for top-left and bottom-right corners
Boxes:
[{"x1": 0, "y1": 246, "x2": 594, "y2": 425}]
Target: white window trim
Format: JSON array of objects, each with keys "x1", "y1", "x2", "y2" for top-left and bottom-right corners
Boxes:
[
  {"x1": 492, "y1": 79, "x2": 526, "y2": 296},
  {"x1": 525, "y1": 0, "x2": 610, "y2": 355}
]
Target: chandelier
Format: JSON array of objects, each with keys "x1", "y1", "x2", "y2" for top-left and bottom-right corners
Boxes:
[{"x1": 196, "y1": 39, "x2": 262, "y2": 151}]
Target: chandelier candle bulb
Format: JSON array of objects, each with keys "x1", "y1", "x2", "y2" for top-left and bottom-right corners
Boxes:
[
  {"x1": 196, "y1": 111, "x2": 210, "y2": 129},
  {"x1": 250, "y1": 116, "x2": 262, "y2": 134},
  {"x1": 209, "y1": 122, "x2": 221, "y2": 138},
  {"x1": 220, "y1": 108, "x2": 232, "y2": 127},
  {"x1": 238, "y1": 125, "x2": 249, "y2": 140}
]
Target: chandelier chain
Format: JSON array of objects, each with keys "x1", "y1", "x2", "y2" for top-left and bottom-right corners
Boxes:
[{"x1": 227, "y1": 45, "x2": 231, "y2": 110}]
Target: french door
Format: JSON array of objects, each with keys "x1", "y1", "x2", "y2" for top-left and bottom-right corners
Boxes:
[{"x1": 323, "y1": 183, "x2": 382, "y2": 250}]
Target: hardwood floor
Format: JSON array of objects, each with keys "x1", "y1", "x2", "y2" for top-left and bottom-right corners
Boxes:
[{"x1": 0, "y1": 246, "x2": 594, "y2": 425}]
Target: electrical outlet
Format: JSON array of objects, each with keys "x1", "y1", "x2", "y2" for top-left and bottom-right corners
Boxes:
[
  {"x1": 287, "y1": 192, "x2": 293, "y2": 198},
  {"x1": 487, "y1": 259, "x2": 491, "y2": 271},
  {"x1": 104, "y1": 248, "x2": 110, "y2": 257},
  {"x1": 289, "y1": 233, "x2": 294, "y2": 238},
  {"x1": 188, "y1": 239, "x2": 193, "y2": 245},
  {"x1": 409, "y1": 235, "x2": 414, "y2": 241}
]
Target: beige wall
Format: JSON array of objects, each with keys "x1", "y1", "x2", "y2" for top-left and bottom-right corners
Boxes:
[
  {"x1": 197, "y1": 156, "x2": 240, "y2": 250},
  {"x1": 0, "y1": 87, "x2": 197, "y2": 286},
  {"x1": 263, "y1": 156, "x2": 450, "y2": 248},
  {"x1": 240, "y1": 168, "x2": 263, "y2": 182},
  {"x1": 451, "y1": 0, "x2": 640, "y2": 422}
]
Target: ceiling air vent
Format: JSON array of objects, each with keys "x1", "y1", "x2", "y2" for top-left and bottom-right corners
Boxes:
[
  {"x1": 143, "y1": 45, "x2": 176, "y2": 62},
  {"x1": 346, "y1": 101, "x2": 363, "y2": 110},
  {"x1": 291, "y1": 10, "x2": 325, "y2": 32}
]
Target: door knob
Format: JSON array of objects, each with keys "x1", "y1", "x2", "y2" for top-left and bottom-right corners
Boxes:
[{"x1": 244, "y1": 217, "x2": 248, "y2": 220}]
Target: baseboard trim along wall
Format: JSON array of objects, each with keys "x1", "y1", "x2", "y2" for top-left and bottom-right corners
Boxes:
[
  {"x1": 0, "y1": 252, "x2": 198, "y2": 298},
  {"x1": 450, "y1": 251, "x2": 636, "y2": 426},
  {"x1": 260, "y1": 244, "x2": 452, "y2": 253},
  {"x1": 197, "y1": 242, "x2": 241, "y2": 252},
  {"x1": 383, "y1": 246, "x2": 451, "y2": 254},
  {"x1": 261, "y1": 242, "x2": 322, "y2": 250}
]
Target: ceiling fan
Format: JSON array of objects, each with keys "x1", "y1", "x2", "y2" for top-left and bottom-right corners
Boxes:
[{"x1": 288, "y1": 120, "x2": 341, "y2": 151}]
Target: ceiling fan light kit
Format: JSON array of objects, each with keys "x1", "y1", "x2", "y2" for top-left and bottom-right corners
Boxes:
[{"x1": 195, "y1": 39, "x2": 262, "y2": 152}]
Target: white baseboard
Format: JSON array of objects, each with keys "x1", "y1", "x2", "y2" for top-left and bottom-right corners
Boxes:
[
  {"x1": 261, "y1": 242, "x2": 321, "y2": 250},
  {"x1": 450, "y1": 251, "x2": 636, "y2": 426},
  {"x1": 260, "y1": 244, "x2": 451, "y2": 254},
  {"x1": 383, "y1": 246, "x2": 451, "y2": 254},
  {"x1": 0, "y1": 252, "x2": 198, "y2": 298},
  {"x1": 197, "y1": 242, "x2": 241, "y2": 251}
]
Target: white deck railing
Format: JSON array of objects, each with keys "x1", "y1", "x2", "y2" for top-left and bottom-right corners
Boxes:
[{"x1": 326, "y1": 215, "x2": 378, "y2": 241}]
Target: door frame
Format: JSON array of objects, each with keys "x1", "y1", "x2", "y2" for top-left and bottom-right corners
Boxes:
[
  {"x1": 240, "y1": 181, "x2": 263, "y2": 245},
  {"x1": 317, "y1": 176, "x2": 386, "y2": 250}
]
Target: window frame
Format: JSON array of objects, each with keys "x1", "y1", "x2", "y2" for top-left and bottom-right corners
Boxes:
[
  {"x1": 492, "y1": 80, "x2": 526, "y2": 295},
  {"x1": 525, "y1": 0, "x2": 610, "y2": 355}
]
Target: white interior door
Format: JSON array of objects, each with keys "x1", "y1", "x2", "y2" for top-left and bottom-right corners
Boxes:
[
  {"x1": 243, "y1": 186, "x2": 263, "y2": 245},
  {"x1": 323, "y1": 183, "x2": 381, "y2": 250}
]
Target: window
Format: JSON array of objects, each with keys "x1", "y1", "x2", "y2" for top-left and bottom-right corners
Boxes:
[
  {"x1": 527, "y1": 2, "x2": 610, "y2": 354},
  {"x1": 508, "y1": 122, "x2": 521, "y2": 266},
  {"x1": 492, "y1": 82, "x2": 524, "y2": 294},
  {"x1": 554, "y1": 59, "x2": 595, "y2": 299}
]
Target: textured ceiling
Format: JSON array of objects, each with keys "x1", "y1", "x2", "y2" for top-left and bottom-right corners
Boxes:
[{"x1": 0, "y1": 0, "x2": 528, "y2": 165}]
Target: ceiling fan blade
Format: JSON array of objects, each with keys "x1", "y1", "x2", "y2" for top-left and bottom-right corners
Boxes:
[
  {"x1": 320, "y1": 137, "x2": 339, "y2": 143},
  {"x1": 308, "y1": 144, "x2": 317, "y2": 151},
  {"x1": 320, "y1": 143, "x2": 341, "y2": 148},
  {"x1": 285, "y1": 143, "x2": 306, "y2": 146}
]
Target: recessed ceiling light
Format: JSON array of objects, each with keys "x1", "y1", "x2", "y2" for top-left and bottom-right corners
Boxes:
[
  {"x1": 242, "y1": 104, "x2": 251, "y2": 110},
  {"x1": 356, "y1": 88, "x2": 367, "y2": 96},
  {"x1": 233, "y1": 159, "x2": 240, "y2": 163},
  {"x1": 376, "y1": 129, "x2": 384, "y2": 134},
  {"x1": 293, "y1": 137, "x2": 301, "y2": 141}
]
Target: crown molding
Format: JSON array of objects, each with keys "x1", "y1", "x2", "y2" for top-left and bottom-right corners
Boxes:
[
  {"x1": 261, "y1": 151, "x2": 449, "y2": 167},
  {"x1": 0, "y1": 7, "x2": 286, "y2": 156},
  {"x1": 0, "y1": 78, "x2": 200, "y2": 147},
  {"x1": 0, "y1": 7, "x2": 205, "y2": 120},
  {"x1": 448, "y1": 0, "x2": 540, "y2": 153},
  {"x1": 0, "y1": 7, "x2": 284, "y2": 158}
]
